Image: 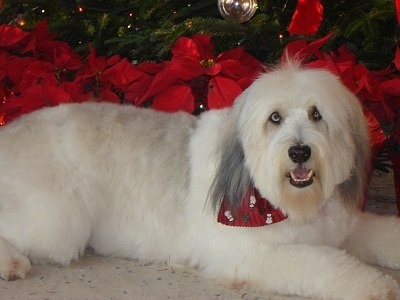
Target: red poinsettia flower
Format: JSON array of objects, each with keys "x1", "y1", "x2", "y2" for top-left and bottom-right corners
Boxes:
[
  {"x1": 169, "y1": 35, "x2": 222, "y2": 78},
  {"x1": 0, "y1": 54, "x2": 76, "y2": 122},
  {"x1": 138, "y1": 34, "x2": 264, "y2": 113},
  {"x1": 74, "y1": 46, "x2": 145, "y2": 103},
  {"x1": 73, "y1": 47, "x2": 122, "y2": 102},
  {"x1": 20, "y1": 21, "x2": 58, "y2": 56},
  {"x1": 40, "y1": 40, "x2": 83, "y2": 74}
]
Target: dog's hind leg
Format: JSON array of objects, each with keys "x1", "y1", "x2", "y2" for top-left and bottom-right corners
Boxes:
[
  {"x1": 0, "y1": 188, "x2": 92, "y2": 278},
  {"x1": 0, "y1": 237, "x2": 31, "y2": 280}
]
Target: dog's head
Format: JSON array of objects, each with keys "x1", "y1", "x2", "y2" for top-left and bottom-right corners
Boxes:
[{"x1": 210, "y1": 62, "x2": 370, "y2": 222}]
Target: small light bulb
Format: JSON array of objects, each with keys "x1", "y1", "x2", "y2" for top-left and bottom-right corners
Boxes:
[{"x1": 16, "y1": 14, "x2": 25, "y2": 26}]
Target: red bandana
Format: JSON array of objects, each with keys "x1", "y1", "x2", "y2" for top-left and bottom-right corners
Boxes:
[{"x1": 217, "y1": 187, "x2": 287, "y2": 227}]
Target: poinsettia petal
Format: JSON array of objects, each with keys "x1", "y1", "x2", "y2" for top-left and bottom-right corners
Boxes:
[
  {"x1": 304, "y1": 33, "x2": 333, "y2": 55},
  {"x1": 40, "y1": 40, "x2": 83, "y2": 71},
  {"x1": 138, "y1": 61, "x2": 164, "y2": 74},
  {"x1": 171, "y1": 36, "x2": 200, "y2": 58},
  {"x1": 395, "y1": 47, "x2": 400, "y2": 71},
  {"x1": 218, "y1": 48, "x2": 264, "y2": 77},
  {"x1": 363, "y1": 109, "x2": 387, "y2": 157},
  {"x1": 307, "y1": 60, "x2": 340, "y2": 75},
  {"x1": 283, "y1": 39, "x2": 308, "y2": 60},
  {"x1": 0, "y1": 25, "x2": 29, "y2": 49},
  {"x1": 192, "y1": 34, "x2": 214, "y2": 59},
  {"x1": 54, "y1": 50, "x2": 82, "y2": 71},
  {"x1": 44, "y1": 85, "x2": 72, "y2": 105},
  {"x1": 353, "y1": 64, "x2": 373, "y2": 95},
  {"x1": 125, "y1": 75, "x2": 154, "y2": 105},
  {"x1": 15, "y1": 85, "x2": 46, "y2": 114},
  {"x1": 283, "y1": 33, "x2": 333, "y2": 63},
  {"x1": 138, "y1": 69, "x2": 180, "y2": 104},
  {"x1": 381, "y1": 78, "x2": 400, "y2": 96},
  {"x1": 288, "y1": 0, "x2": 324, "y2": 36},
  {"x1": 86, "y1": 46, "x2": 107, "y2": 74},
  {"x1": 102, "y1": 59, "x2": 144, "y2": 87},
  {"x1": 396, "y1": 0, "x2": 400, "y2": 25},
  {"x1": 219, "y1": 59, "x2": 261, "y2": 79},
  {"x1": 237, "y1": 75, "x2": 258, "y2": 90},
  {"x1": 18, "y1": 60, "x2": 56, "y2": 91},
  {"x1": 4, "y1": 56, "x2": 32, "y2": 85},
  {"x1": 336, "y1": 45, "x2": 357, "y2": 64},
  {"x1": 152, "y1": 85, "x2": 194, "y2": 113},
  {"x1": 100, "y1": 89, "x2": 120, "y2": 103},
  {"x1": 204, "y1": 63, "x2": 222, "y2": 76},
  {"x1": 61, "y1": 82, "x2": 93, "y2": 102},
  {"x1": 207, "y1": 77, "x2": 242, "y2": 109},
  {"x1": 169, "y1": 56, "x2": 204, "y2": 80},
  {"x1": 364, "y1": 101, "x2": 395, "y2": 125},
  {"x1": 106, "y1": 54, "x2": 121, "y2": 67},
  {"x1": 21, "y1": 20, "x2": 57, "y2": 56}
]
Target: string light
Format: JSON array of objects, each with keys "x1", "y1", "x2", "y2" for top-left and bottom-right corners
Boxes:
[
  {"x1": 77, "y1": 5, "x2": 84, "y2": 13},
  {"x1": 127, "y1": 11, "x2": 134, "y2": 29},
  {"x1": 16, "y1": 14, "x2": 26, "y2": 26}
]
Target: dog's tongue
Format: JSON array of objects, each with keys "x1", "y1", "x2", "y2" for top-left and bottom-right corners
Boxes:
[
  {"x1": 291, "y1": 166, "x2": 310, "y2": 180},
  {"x1": 289, "y1": 166, "x2": 314, "y2": 188}
]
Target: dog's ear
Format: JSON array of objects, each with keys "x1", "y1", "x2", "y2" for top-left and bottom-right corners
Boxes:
[
  {"x1": 338, "y1": 113, "x2": 371, "y2": 208},
  {"x1": 208, "y1": 130, "x2": 252, "y2": 213}
]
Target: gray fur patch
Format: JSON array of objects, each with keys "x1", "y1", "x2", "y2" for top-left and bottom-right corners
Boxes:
[
  {"x1": 208, "y1": 132, "x2": 252, "y2": 213},
  {"x1": 338, "y1": 130, "x2": 370, "y2": 207}
]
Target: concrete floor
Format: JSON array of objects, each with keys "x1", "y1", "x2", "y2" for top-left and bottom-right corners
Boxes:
[{"x1": 0, "y1": 170, "x2": 399, "y2": 300}]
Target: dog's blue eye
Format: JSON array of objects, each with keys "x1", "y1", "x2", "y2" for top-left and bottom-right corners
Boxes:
[{"x1": 269, "y1": 112, "x2": 281, "y2": 124}]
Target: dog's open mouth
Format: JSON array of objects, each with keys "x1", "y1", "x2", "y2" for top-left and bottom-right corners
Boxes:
[{"x1": 286, "y1": 167, "x2": 314, "y2": 188}]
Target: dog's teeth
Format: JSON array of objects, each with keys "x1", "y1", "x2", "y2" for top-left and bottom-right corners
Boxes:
[{"x1": 289, "y1": 169, "x2": 314, "y2": 182}]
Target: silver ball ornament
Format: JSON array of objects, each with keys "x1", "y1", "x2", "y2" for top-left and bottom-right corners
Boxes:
[{"x1": 217, "y1": 0, "x2": 258, "y2": 23}]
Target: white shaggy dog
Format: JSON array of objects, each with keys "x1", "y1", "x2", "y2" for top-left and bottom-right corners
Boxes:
[{"x1": 0, "y1": 62, "x2": 399, "y2": 299}]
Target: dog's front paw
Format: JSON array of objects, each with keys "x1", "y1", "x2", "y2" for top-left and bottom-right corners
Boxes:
[
  {"x1": 360, "y1": 275, "x2": 400, "y2": 300},
  {"x1": 0, "y1": 252, "x2": 31, "y2": 281}
]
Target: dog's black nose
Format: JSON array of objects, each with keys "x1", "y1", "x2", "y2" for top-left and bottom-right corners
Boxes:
[{"x1": 288, "y1": 144, "x2": 311, "y2": 163}]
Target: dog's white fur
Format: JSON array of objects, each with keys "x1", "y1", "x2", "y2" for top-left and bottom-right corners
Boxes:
[{"x1": 0, "y1": 63, "x2": 399, "y2": 299}]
